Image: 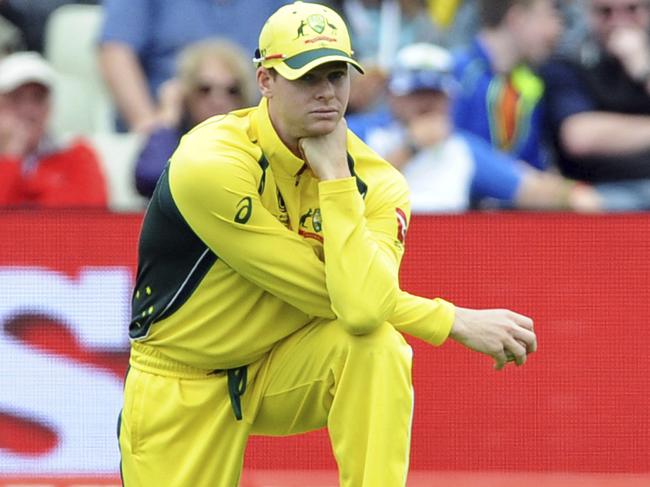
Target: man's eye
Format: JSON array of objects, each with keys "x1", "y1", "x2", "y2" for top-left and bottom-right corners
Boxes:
[{"x1": 328, "y1": 71, "x2": 345, "y2": 82}]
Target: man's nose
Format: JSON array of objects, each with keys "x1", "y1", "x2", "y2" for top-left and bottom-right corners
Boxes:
[
  {"x1": 316, "y1": 80, "x2": 336, "y2": 99},
  {"x1": 16, "y1": 102, "x2": 40, "y2": 120}
]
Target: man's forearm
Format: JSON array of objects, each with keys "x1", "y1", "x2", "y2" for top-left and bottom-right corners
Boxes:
[
  {"x1": 561, "y1": 112, "x2": 650, "y2": 157},
  {"x1": 98, "y1": 42, "x2": 157, "y2": 133}
]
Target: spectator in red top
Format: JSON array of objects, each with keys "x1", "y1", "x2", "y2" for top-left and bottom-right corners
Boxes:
[{"x1": 0, "y1": 51, "x2": 107, "y2": 208}]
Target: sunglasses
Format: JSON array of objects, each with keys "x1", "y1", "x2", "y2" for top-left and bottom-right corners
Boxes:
[
  {"x1": 194, "y1": 82, "x2": 242, "y2": 97},
  {"x1": 592, "y1": 2, "x2": 646, "y2": 17}
]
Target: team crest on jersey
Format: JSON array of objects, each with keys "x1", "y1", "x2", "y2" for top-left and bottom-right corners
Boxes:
[
  {"x1": 299, "y1": 207, "x2": 323, "y2": 242},
  {"x1": 396, "y1": 208, "x2": 408, "y2": 244},
  {"x1": 276, "y1": 189, "x2": 290, "y2": 227}
]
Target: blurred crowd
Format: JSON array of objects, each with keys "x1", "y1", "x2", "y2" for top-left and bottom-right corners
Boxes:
[{"x1": 1, "y1": 0, "x2": 649, "y2": 212}]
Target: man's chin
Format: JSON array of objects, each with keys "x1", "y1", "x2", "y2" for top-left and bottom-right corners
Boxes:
[{"x1": 306, "y1": 120, "x2": 339, "y2": 136}]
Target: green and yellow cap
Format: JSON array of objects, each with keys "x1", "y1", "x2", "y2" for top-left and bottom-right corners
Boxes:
[{"x1": 254, "y1": 1, "x2": 364, "y2": 80}]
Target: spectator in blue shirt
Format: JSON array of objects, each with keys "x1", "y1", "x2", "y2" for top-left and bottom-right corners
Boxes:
[
  {"x1": 348, "y1": 42, "x2": 602, "y2": 213},
  {"x1": 451, "y1": 0, "x2": 562, "y2": 170},
  {"x1": 98, "y1": 0, "x2": 287, "y2": 133}
]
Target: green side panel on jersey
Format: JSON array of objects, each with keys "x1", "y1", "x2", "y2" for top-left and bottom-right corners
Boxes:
[
  {"x1": 129, "y1": 163, "x2": 217, "y2": 339},
  {"x1": 257, "y1": 154, "x2": 269, "y2": 194},
  {"x1": 347, "y1": 154, "x2": 368, "y2": 198}
]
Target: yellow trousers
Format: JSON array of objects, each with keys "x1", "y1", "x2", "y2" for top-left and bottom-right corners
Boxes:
[{"x1": 118, "y1": 320, "x2": 414, "y2": 486}]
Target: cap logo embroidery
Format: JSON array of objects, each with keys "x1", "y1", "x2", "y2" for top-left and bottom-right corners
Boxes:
[
  {"x1": 307, "y1": 14, "x2": 326, "y2": 34},
  {"x1": 305, "y1": 35, "x2": 337, "y2": 44}
]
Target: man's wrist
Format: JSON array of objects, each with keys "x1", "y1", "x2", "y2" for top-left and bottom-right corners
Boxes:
[
  {"x1": 306, "y1": 157, "x2": 351, "y2": 180},
  {"x1": 315, "y1": 169, "x2": 352, "y2": 180}
]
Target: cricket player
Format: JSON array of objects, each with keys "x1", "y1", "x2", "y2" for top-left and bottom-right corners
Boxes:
[{"x1": 118, "y1": 2, "x2": 537, "y2": 486}]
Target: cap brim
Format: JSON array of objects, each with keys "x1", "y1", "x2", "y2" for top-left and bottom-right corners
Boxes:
[
  {"x1": 273, "y1": 48, "x2": 364, "y2": 80},
  {"x1": 0, "y1": 75, "x2": 52, "y2": 93}
]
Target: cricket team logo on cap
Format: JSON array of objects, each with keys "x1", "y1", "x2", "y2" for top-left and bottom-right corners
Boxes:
[
  {"x1": 254, "y1": 1, "x2": 364, "y2": 80},
  {"x1": 296, "y1": 13, "x2": 335, "y2": 39}
]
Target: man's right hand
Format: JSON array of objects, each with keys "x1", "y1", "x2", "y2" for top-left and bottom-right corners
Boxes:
[
  {"x1": 156, "y1": 78, "x2": 184, "y2": 127},
  {"x1": 606, "y1": 26, "x2": 650, "y2": 83},
  {"x1": 449, "y1": 306, "x2": 537, "y2": 370},
  {"x1": 298, "y1": 118, "x2": 350, "y2": 181}
]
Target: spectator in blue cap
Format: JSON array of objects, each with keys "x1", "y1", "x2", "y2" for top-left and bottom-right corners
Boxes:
[{"x1": 347, "y1": 43, "x2": 602, "y2": 212}]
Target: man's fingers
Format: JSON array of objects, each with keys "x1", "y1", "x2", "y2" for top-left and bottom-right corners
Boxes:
[
  {"x1": 512, "y1": 327, "x2": 537, "y2": 353},
  {"x1": 510, "y1": 311, "x2": 534, "y2": 331},
  {"x1": 453, "y1": 307, "x2": 538, "y2": 370},
  {"x1": 503, "y1": 338, "x2": 528, "y2": 366},
  {"x1": 493, "y1": 352, "x2": 507, "y2": 371}
]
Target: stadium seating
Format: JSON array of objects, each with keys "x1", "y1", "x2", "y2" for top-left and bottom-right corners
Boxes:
[
  {"x1": 44, "y1": 4, "x2": 114, "y2": 137},
  {"x1": 87, "y1": 132, "x2": 147, "y2": 211},
  {"x1": 43, "y1": 4, "x2": 147, "y2": 211}
]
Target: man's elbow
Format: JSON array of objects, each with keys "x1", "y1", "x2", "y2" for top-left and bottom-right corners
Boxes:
[
  {"x1": 560, "y1": 116, "x2": 598, "y2": 157},
  {"x1": 335, "y1": 293, "x2": 397, "y2": 336},
  {"x1": 339, "y1": 311, "x2": 385, "y2": 335}
]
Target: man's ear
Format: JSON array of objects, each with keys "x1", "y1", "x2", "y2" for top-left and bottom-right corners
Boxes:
[{"x1": 257, "y1": 67, "x2": 274, "y2": 98}]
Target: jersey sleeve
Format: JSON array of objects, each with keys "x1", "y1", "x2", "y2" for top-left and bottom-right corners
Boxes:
[
  {"x1": 169, "y1": 143, "x2": 336, "y2": 320},
  {"x1": 392, "y1": 292, "x2": 455, "y2": 346},
  {"x1": 318, "y1": 177, "x2": 401, "y2": 334},
  {"x1": 463, "y1": 132, "x2": 522, "y2": 202},
  {"x1": 318, "y1": 148, "x2": 455, "y2": 342}
]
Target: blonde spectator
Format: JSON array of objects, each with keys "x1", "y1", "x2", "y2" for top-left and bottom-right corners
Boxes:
[{"x1": 134, "y1": 38, "x2": 257, "y2": 198}]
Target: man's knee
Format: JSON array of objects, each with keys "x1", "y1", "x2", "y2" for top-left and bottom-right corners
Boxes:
[{"x1": 332, "y1": 320, "x2": 412, "y2": 364}]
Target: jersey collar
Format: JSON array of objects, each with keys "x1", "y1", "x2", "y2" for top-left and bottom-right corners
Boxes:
[{"x1": 253, "y1": 97, "x2": 306, "y2": 177}]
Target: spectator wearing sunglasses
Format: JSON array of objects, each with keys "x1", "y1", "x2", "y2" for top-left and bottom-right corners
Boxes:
[
  {"x1": 134, "y1": 38, "x2": 257, "y2": 198},
  {"x1": 541, "y1": 0, "x2": 650, "y2": 210}
]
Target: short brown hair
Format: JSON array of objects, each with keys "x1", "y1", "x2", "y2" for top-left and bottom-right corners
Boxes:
[{"x1": 478, "y1": 0, "x2": 539, "y2": 28}]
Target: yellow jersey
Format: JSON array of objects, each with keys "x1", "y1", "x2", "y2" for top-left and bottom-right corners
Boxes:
[{"x1": 129, "y1": 97, "x2": 454, "y2": 371}]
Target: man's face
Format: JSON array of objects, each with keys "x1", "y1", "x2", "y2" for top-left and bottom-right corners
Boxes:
[
  {"x1": 589, "y1": 0, "x2": 650, "y2": 43},
  {"x1": 513, "y1": 0, "x2": 563, "y2": 66},
  {"x1": 262, "y1": 62, "x2": 350, "y2": 144},
  {"x1": 389, "y1": 90, "x2": 449, "y2": 123},
  {"x1": 389, "y1": 89, "x2": 452, "y2": 147},
  {"x1": 0, "y1": 83, "x2": 50, "y2": 151}
]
